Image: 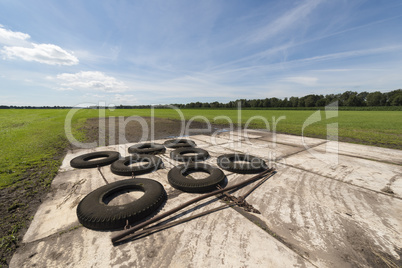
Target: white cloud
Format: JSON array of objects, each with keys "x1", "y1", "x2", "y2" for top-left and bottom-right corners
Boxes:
[
  {"x1": 2, "y1": 43, "x2": 78, "y2": 65},
  {"x1": 85, "y1": 94, "x2": 107, "y2": 99},
  {"x1": 0, "y1": 26, "x2": 30, "y2": 46},
  {"x1": 112, "y1": 94, "x2": 138, "y2": 104},
  {"x1": 284, "y1": 76, "x2": 318, "y2": 86},
  {"x1": 248, "y1": 0, "x2": 323, "y2": 44},
  {"x1": 297, "y1": 46, "x2": 402, "y2": 64},
  {"x1": 0, "y1": 26, "x2": 78, "y2": 65},
  {"x1": 55, "y1": 71, "x2": 129, "y2": 92}
]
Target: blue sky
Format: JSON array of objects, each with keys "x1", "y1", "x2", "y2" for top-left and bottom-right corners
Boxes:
[{"x1": 1, "y1": 0, "x2": 402, "y2": 106}]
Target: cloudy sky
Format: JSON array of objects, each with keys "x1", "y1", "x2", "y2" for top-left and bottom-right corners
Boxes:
[{"x1": 1, "y1": 0, "x2": 401, "y2": 106}]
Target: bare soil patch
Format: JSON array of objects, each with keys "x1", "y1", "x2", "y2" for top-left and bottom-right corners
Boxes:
[
  {"x1": 0, "y1": 148, "x2": 68, "y2": 267},
  {"x1": 79, "y1": 116, "x2": 232, "y2": 146}
]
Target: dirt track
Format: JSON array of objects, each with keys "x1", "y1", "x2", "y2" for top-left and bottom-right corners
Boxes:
[{"x1": 80, "y1": 116, "x2": 233, "y2": 146}]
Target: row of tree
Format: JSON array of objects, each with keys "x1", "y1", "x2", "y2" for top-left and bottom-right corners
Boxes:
[
  {"x1": 1, "y1": 89, "x2": 401, "y2": 109},
  {"x1": 172, "y1": 89, "x2": 402, "y2": 109},
  {"x1": 0, "y1": 105, "x2": 73, "y2": 109}
]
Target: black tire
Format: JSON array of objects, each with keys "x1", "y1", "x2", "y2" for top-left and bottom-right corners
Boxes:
[
  {"x1": 168, "y1": 163, "x2": 226, "y2": 193},
  {"x1": 170, "y1": 147, "x2": 210, "y2": 162},
  {"x1": 111, "y1": 154, "x2": 163, "y2": 176},
  {"x1": 217, "y1": 153, "x2": 267, "y2": 174},
  {"x1": 70, "y1": 151, "x2": 120, "y2": 169},
  {"x1": 128, "y1": 143, "x2": 166, "y2": 155},
  {"x1": 76, "y1": 178, "x2": 166, "y2": 230},
  {"x1": 163, "y1": 139, "x2": 196, "y2": 148}
]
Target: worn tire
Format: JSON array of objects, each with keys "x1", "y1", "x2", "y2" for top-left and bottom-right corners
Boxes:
[
  {"x1": 128, "y1": 143, "x2": 166, "y2": 155},
  {"x1": 70, "y1": 151, "x2": 120, "y2": 169},
  {"x1": 217, "y1": 153, "x2": 267, "y2": 174},
  {"x1": 170, "y1": 147, "x2": 210, "y2": 162},
  {"x1": 168, "y1": 163, "x2": 225, "y2": 193},
  {"x1": 76, "y1": 178, "x2": 166, "y2": 230},
  {"x1": 163, "y1": 139, "x2": 196, "y2": 148},
  {"x1": 111, "y1": 154, "x2": 163, "y2": 176}
]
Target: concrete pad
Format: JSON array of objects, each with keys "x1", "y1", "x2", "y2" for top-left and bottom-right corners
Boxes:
[
  {"x1": 229, "y1": 139, "x2": 305, "y2": 162},
  {"x1": 191, "y1": 134, "x2": 304, "y2": 167},
  {"x1": 284, "y1": 150, "x2": 402, "y2": 198},
  {"x1": 14, "y1": 154, "x2": 313, "y2": 267},
  {"x1": 23, "y1": 168, "x2": 104, "y2": 243},
  {"x1": 217, "y1": 130, "x2": 263, "y2": 140},
  {"x1": 252, "y1": 131, "x2": 326, "y2": 148},
  {"x1": 11, "y1": 132, "x2": 402, "y2": 267},
  {"x1": 191, "y1": 134, "x2": 241, "y2": 147},
  {"x1": 228, "y1": 167, "x2": 402, "y2": 267},
  {"x1": 12, "y1": 201, "x2": 313, "y2": 268},
  {"x1": 314, "y1": 141, "x2": 402, "y2": 165}
]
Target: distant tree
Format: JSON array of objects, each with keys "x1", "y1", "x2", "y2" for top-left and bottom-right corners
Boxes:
[
  {"x1": 227, "y1": 101, "x2": 236, "y2": 108},
  {"x1": 345, "y1": 94, "x2": 360, "y2": 106},
  {"x1": 270, "y1": 97, "x2": 281, "y2": 107},
  {"x1": 340, "y1": 91, "x2": 355, "y2": 103},
  {"x1": 297, "y1": 97, "x2": 305, "y2": 107},
  {"x1": 356, "y1": 92, "x2": 368, "y2": 106},
  {"x1": 209, "y1": 101, "x2": 219, "y2": 108},
  {"x1": 367, "y1": 91, "x2": 383, "y2": 106},
  {"x1": 289, "y1": 97, "x2": 298, "y2": 107},
  {"x1": 304, "y1": 95, "x2": 317, "y2": 107},
  {"x1": 281, "y1": 97, "x2": 290, "y2": 107},
  {"x1": 316, "y1": 98, "x2": 326, "y2": 107},
  {"x1": 263, "y1": 98, "x2": 271, "y2": 107},
  {"x1": 249, "y1": 99, "x2": 259, "y2": 108},
  {"x1": 388, "y1": 89, "x2": 402, "y2": 106}
]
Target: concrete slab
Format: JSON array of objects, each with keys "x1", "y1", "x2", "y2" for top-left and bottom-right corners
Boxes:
[
  {"x1": 229, "y1": 139, "x2": 305, "y2": 162},
  {"x1": 15, "y1": 167, "x2": 313, "y2": 266},
  {"x1": 12, "y1": 201, "x2": 313, "y2": 268},
  {"x1": 284, "y1": 150, "x2": 402, "y2": 198},
  {"x1": 250, "y1": 130, "x2": 326, "y2": 148},
  {"x1": 227, "y1": 167, "x2": 402, "y2": 268},
  {"x1": 22, "y1": 169, "x2": 96, "y2": 243},
  {"x1": 314, "y1": 141, "x2": 402, "y2": 165},
  {"x1": 217, "y1": 130, "x2": 263, "y2": 140},
  {"x1": 11, "y1": 131, "x2": 402, "y2": 267},
  {"x1": 191, "y1": 134, "x2": 241, "y2": 147}
]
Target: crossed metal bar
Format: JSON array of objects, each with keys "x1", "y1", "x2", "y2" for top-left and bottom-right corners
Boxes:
[{"x1": 112, "y1": 168, "x2": 276, "y2": 245}]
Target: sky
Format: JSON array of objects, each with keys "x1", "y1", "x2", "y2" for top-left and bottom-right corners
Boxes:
[{"x1": 0, "y1": 0, "x2": 402, "y2": 106}]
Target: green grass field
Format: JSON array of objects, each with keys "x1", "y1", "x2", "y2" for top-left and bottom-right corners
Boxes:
[{"x1": 0, "y1": 108, "x2": 401, "y2": 188}]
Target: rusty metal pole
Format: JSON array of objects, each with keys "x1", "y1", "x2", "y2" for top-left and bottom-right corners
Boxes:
[
  {"x1": 120, "y1": 170, "x2": 277, "y2": 242},
  {"x1": 111, "y1": 168, "x2": 275, "y2": 245}
]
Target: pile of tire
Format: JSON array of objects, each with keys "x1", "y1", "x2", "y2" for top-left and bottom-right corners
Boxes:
[{"x1": 69, "y1": 138, "x2": 268, "y2": 231}]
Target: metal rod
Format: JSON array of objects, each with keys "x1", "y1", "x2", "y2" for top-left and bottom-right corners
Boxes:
[
  {"x1": 97, "y1": 166, "x2": 109, "y2": 184},
  {"x1": 119, "y1": 171, "x2": 276, "y2": 242},
  {"x1": 238, "y1": 170, "x2": 276, "y2": 201},
  {"x1": 111, "y1": 168, "x2": 274, "y2": 244},
  {"x1": 125, "y1": 204, "x2": 233, "y2": 241}
]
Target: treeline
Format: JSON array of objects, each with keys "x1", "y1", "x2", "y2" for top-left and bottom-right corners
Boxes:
[
  {"x1": 172, "y1": 89, "x2": 402, "y2": 109},
  {"x1": 0, "y1": 105, "x2": 73, "y2": 109},
  {"x1": 1, "y1": 89, "x2": 401, "y2": 109}
]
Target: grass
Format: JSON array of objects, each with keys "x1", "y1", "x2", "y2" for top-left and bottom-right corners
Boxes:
[
  {"x1": 0, "y1": 110, "x2": 70, "y2": 188},
  {"x1": 0, "y1": 108, "x2": 401, "y2": 188},
  {"x1": 96, "y1": 108, "x2": 401, "y2": 148}
]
